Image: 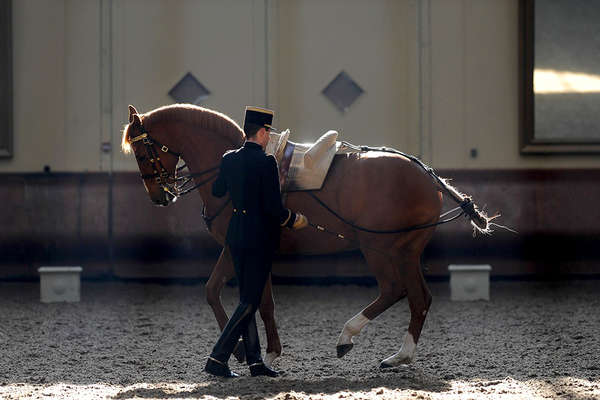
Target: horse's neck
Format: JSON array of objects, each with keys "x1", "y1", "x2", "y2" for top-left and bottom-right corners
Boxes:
[{"x1": 180, "y1": 125, "x2": 239, "y2": 201}]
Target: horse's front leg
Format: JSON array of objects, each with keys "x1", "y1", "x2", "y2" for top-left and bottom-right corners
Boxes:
[
  {"x1": 205, "y1": 247, "x2": 245, "y2": 363},
  {"x1": 260, "y1": 274, "x2": 282, "y2": 367}
]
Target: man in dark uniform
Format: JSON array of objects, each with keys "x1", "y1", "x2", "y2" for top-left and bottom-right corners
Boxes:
[{"x1": 204, "y1": 106, "x2": 308, "y2": 378}]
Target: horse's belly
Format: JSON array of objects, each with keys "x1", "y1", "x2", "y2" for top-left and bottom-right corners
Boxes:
[{"x1": 278, "y1": 228, "x2": 357, "y2": 256}]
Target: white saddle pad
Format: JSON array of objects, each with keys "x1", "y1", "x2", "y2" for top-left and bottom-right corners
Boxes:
[{"x1": 266, "y1": 130, "x2": 360, "y2": 191}]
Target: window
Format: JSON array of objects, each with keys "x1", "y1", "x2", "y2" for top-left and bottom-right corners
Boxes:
[{"x1": 520, "y1": 0, "x2": 600, "y2": 153}]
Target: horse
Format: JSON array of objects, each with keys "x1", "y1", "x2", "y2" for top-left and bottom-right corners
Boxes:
[{"x1": 121, "y1": 103, "x2": 491, "y2": 368}]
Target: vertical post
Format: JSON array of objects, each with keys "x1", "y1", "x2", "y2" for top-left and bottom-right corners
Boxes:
[
  {"x1": 417, "y1": 0, "x2": 432, "y2": 163},
  {"x1": 100, "y1": 0, "x2": 113, "y2": 171},
  {"x1": 100, "y1": 0, "x2": 114, "y2": 275},
  {"x1": 251, "y1": 0, "x2": 268, "y2": 108},
  {"x1": 266, "y1": 0, "x2": 279, "y2": 112}
]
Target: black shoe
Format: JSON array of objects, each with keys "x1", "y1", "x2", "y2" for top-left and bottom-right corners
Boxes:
[
  {"x1": 249, "y1": 363, "x2": 279, "y2": 377},
  {"x1": 205, "y1": 358, "x2": 239, "y2": 378}
]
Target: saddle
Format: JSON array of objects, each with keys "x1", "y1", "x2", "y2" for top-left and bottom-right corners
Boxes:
[{"x1": 266, "y1": 130, "x2": 359, "y2": 191}]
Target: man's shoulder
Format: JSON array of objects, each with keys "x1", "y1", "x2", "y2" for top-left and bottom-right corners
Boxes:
[
  {"x1": 264, "y1": 153, "x2": 277, "y2": 164},
  {"x1": 222, "y1": 148, "x2": 242, "y2": 163},
  {"x1": 245, "y1": 146, "x2": 273, "y2": 163},
  {"x1": 223, "y1": 148, "x2": 239, "y2": 158},
  {"x1": 265, "y1": 154, "x2": 279, "y2": 170}
]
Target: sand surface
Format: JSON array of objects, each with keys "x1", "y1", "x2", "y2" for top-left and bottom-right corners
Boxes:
[{"x1": 0, "y1": 280, "x2": 599, "y2": 399}]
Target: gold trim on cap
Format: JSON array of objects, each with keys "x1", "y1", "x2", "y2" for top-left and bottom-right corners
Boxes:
[{"x1": 245, "y1": 106, "x2": 274, "y2": 115}]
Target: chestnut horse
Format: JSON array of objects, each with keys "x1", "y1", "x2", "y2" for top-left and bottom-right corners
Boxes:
[{"x1": 121, "y1": 104, "x2": 490, "y2": 368}]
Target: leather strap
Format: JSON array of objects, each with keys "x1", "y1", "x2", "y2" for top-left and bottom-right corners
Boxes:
[
  {"x1": 208, "y1": 356, "x2": 227, "y2": 366},
  {"x1": 278, "y1": 142, "x2": 295, "y2": 190}
]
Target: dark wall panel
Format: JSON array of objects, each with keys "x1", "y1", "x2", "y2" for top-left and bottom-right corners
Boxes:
[{"x1": 0, "y1": 169, "x2": 599, "y2": 280}]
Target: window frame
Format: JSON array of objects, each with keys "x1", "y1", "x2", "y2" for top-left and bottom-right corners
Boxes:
[{"x1": 519, "y1": 0, "x2": 600, "y2": 154}]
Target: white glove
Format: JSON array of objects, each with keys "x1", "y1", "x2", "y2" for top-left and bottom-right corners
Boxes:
[{"x1": 292, "y1": 213, "x2": 308, "y2": 230}]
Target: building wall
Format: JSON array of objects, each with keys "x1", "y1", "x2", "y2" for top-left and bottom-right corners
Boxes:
[
  {"x1": 1, "y1": 0, "x2": 599, "y2": 279},
  {"x1": 428, "y1": 0, "x2": 600, "y2": 168},
  {"x1": 5, "y1": 0, "x2": 269, "y2": 173},
  {"x1": 3, "y1": 0, "x2": 600, "y2": 173},
  {"x1": 270, "y1": 0, "x2": 419, "y2": 153}
]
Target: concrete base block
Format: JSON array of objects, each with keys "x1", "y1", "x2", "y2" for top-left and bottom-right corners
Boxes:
[
  {"x1": 38, "y1": 266, "x2": 82, "y2": 303},
  {"x1": 448, "y1": 264, "x2": 491, "y2": 301}
]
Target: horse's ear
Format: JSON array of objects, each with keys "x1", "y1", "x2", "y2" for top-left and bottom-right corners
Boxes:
[
  {"x1": 128, "y1": 105, "x2": 138, "y2": 123},
  {"x1": 131, "y1": 113, "x2": 141, "y2": 127}
]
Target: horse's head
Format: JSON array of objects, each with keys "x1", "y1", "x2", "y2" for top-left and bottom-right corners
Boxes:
[{"x1": 121, "y1": 105, "x2": 181, "y2": 206}]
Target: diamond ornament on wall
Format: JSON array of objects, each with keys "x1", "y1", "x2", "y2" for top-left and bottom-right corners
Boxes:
[
  {"x1": 168, "y1": 72, "x2": 211, "y2": 105},
  {"x1": 322, "y1": 71, "x2": 364, "y2": 113}
]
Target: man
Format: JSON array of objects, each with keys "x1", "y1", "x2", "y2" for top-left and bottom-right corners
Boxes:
[{"x1": 205, "y1": 106, "x2": 308, "y2": 378}]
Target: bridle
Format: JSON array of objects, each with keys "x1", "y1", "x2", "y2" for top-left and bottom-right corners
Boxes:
[
  {"x1": 128, "y1": 125, "x2": 222, "y2": 201},
  {"x1": 129, "y1": 127, "x2": 181, "y2": 193},
  {"x1": 129, "y1": 124, "x2": 231, "y2": 227}
]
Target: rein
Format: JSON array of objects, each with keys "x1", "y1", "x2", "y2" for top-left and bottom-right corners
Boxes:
[{"x1": 306, "y1": 191, "x2": 468, "y2": 235}]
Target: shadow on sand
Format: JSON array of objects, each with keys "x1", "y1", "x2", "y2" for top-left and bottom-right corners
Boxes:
[{"x1": 112, "y1": 367, "x2": 450, "y2": 399}]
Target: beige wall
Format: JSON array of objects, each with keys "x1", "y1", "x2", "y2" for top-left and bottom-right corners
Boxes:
[
  {"x1": 2, "y1": 0, "x2": 599, "y2": 174},
  {"x1": 11, "y1": 0, "x2": 65, "y2": 172},
  {"x1": 110, "y1": 0, "x2": 268, "y2": 171},
  {"x1": 270, "y1": 0, "x2": 420, "y2": 154},
  {"x1": 6, "y1": 0, "x2": 268, "y2": 173}
]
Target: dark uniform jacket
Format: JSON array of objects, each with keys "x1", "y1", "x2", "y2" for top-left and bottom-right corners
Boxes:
[{"x1": 212, "y1": 141, "x2": 292, "y2": 252}]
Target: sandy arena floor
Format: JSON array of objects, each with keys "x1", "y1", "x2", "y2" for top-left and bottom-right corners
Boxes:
[{"x1": 0, "y1": 279, "x2": 599, "y2": 400}]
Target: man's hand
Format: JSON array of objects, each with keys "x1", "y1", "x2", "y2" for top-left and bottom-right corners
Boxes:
[{"x1": 292, "y1": 213, "x2": 308, "y2": 230}]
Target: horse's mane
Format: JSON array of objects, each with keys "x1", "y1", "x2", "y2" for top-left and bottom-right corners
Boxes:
[{"x1": 122, "y1": 104, "x2": 245, "y2": 153}]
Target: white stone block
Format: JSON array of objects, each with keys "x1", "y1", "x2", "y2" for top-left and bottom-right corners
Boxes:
[
  {"x1": 448, "y1": 264, "x2": 491, "y2": 301},
  {"x1": 38, "y1": 266, "x2": 82, "y2": 303}
]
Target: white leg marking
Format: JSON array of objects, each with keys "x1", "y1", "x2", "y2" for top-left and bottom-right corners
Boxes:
[
  {"x1": 382, "y1": 333, "x2": 416, "y2": 366},
  {"x1": 264, "y1": 351, "x2": 278, "y2": 368},
  {"x1": 336, "y1": 312, "x2": 370, "y2": 346}
]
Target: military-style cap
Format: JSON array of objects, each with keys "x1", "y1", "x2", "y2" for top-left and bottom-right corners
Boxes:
[{"x1": 244, "y1": 106, "x2": 274, "y2": 132}]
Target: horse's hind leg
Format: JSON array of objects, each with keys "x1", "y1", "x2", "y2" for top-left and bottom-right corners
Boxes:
[
  {"x1": 336, "y1": 247, "x2": 406, "y2": 358},
  {"x1": 380, "y1": 252, "x2": 432, "y2": 368},
  {"x1": 205, "y1": 248, "x2": 245, "y2": 362},
  {"x1": 259, "y1": 275, "x2": 282, "y2": 367}
]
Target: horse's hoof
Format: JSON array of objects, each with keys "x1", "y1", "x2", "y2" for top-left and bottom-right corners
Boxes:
[
  {"x1": 232, "y1": 339, "x2": 246, "y2": 363},
  {"x1": 336, "y1": 343, "x2": 353, "y2": 358},
  {"x1": 379, "y1": 361, "x2": 395, "y2": 369},
  {"x1": 264, "y1": 352, "x2": 279, "y2": 368},
  {"x1": 380, "y1": 356, "x2": 412, "y2": 369}
]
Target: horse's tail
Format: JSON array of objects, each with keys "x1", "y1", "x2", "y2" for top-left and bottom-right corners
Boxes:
[
  {"x1": 402, "y1": 153, "x2": 492, "y2": 233},
  {"x1": 350, "y1": 144, "x2": 494, "y2": 234},
  {"x1": 432, "y1": 175, "x2": 492, "y2": 234}
]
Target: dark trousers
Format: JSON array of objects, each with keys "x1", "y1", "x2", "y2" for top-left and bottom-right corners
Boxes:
[{"x1": 209, "y1": 247, "x2": 272, "y2": 365}]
